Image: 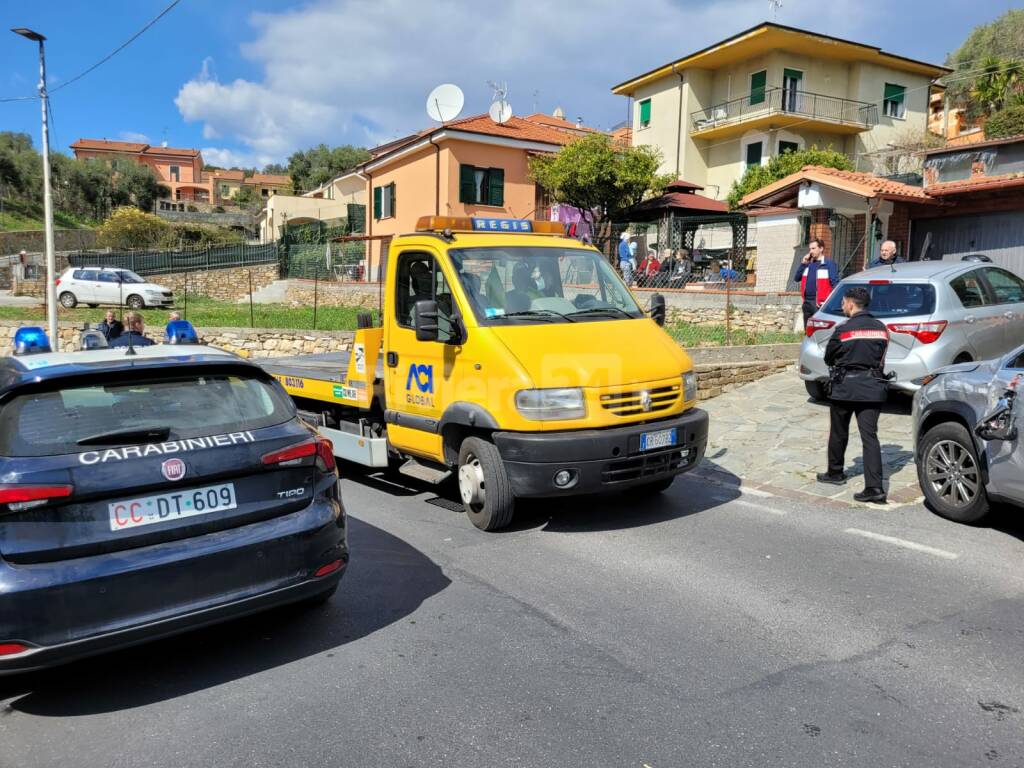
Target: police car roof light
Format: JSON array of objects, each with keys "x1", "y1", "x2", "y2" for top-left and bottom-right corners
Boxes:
[
  {"x1": 166, "y1": 319, "x2": 199, "y2": 344},
  {"x1": 13, "y1": 326, "x2": 51, "y2": 356},
  {"x1": 79, "y1": 330, "x2": 109, "y2": 350}
]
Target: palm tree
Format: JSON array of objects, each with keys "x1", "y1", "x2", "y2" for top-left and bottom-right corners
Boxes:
[{"x1": 971, "y1": 57, "x2": 1022, "y2": 114}]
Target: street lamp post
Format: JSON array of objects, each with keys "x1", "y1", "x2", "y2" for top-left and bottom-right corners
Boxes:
[{"x1": 12, "y1": 27, "x2": 58, "y2": 347}]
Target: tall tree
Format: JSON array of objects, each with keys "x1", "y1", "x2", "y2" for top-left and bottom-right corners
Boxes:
[
  {"x1": 726, "y1": 147, "x2": 853, "y2": 209},
  {"x1": 287, "y1": 144, "x2": 371, "y2": 192},
  {"x1": 528, "y1": 134, "x2": 670, "y2": 240},
  {"x1": 945, "y1": 9, "x2": 1024, "y2": 116}
]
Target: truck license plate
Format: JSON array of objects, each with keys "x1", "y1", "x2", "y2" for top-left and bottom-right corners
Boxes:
[{"x1": 640, "y1": 428, "x2": 677, "y2": 452}]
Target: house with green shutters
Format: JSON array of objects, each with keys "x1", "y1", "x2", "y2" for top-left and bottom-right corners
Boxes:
[{"x1": 611, "y1": 22, "x2": 950, "y2": 203}]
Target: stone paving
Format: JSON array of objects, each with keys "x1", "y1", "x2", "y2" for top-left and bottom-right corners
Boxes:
[{"x1": 693, "y1": 367, "x2": 923, "y2": 507}]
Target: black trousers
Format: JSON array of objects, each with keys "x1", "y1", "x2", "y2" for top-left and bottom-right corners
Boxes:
[
  {"x1": 828, "y1": 401, "x2": 883, "y2": 489},
  {"x1": 802, "y1": 300, "x2": 819, "y2": 326}
]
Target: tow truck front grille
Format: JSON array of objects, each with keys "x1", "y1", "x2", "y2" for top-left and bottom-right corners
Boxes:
[
  {"x1": 601, "y1": 445, "x2": 691, "y2": 484},
  {"x1": 600, "y1": 384, "x2": 680, "y2": 417}
]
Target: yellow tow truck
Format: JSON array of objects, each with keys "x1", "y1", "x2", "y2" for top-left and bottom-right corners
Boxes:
[{"x1": 260, "y1": 216, "x2": 709, "y2": 530}]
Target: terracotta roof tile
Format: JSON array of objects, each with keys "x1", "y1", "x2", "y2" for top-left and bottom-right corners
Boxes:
[
  {"x1": 244, "y1": 173, "x2": 292, "y2": 185},
  {"x1": 442, "y1": 114, "x2": 576, "y2": 145},
  {"x1": 739, "y1": 165, "x2": 934, "y2": 207},
  {"x1": 143, "y1": 146, "x2": 200, "y2": 157},
  {"x1": 803, "y1": 166, "x2": 933, "y2": 199},
  {"x1": 209, "y1": 168, "x2": 245, "y2": 180},
  {"x1": 523, "y1": 113, "x2": 600, "y2": 133},
  {"x1": 71, "y1": 138, "x2": 147, "y2": 153},
  {"x1": 926, "y1": 172, "x2": 1024, "y2": 196}
]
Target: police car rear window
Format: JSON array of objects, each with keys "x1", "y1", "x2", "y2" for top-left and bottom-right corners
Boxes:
[
  {"x1": 821, "y1": 283, "x2": 936, "y2": 319},
  {"x1": 0, "y1": 373, "x2": 294, "y2": 457}
]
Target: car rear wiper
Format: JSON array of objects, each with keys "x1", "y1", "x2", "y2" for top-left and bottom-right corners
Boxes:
[
  {"x1": 566, "y1": 306, "x2": 636, "y2": 319},
  {"x1": 500, "y1": 309, "x2": 575, "y2": 322},
  {"x1": 77, "y1": 426, "x2": 172, "y2": 446}
]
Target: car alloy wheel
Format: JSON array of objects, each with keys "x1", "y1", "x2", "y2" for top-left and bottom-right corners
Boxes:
[{"x1": 925, "y1": 439, "x2": 980, "y2": 509}]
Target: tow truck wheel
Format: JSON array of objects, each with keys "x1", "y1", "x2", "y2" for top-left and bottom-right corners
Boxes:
[{"x1": 458, "y1": 437, "x2": 515, "y2": 531}]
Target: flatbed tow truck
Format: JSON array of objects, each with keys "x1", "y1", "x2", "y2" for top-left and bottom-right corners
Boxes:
[{"x1": 259, "y1": 216, "x2": 709, "y2": 531}]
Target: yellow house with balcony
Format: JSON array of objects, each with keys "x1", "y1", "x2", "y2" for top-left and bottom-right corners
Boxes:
[{"x1": 612, "y1": 22, "x2": 950, "y2": 201}]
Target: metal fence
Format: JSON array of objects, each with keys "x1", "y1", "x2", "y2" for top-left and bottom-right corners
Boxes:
[
  {"x1": 283, "y1": 241, "x2": 370, "y2": 281},
  {"x1": 68, "y1": 242, "x2": 279, "y2": 276}
]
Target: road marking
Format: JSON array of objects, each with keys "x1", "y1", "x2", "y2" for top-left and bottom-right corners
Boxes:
[
  {"x1": 735, "y1": 498, "x2": 788, "y2": 515},
  {"x1": 843, "y1": 528, "x2": 959, "y2": 560}
]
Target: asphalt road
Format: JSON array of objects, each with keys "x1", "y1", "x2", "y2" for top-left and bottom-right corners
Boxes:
[{"x1": 2, "y1": 466, "x2": 1024, "y2": 768}]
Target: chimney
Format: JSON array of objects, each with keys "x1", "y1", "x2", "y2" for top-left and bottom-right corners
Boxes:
[{"x1": 576, "y1": 116, "x2": 583, "y2": 128}]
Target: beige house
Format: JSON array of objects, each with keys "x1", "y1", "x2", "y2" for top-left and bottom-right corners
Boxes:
[
  {"x1": 611, "y1": 23, "x2": 950, "y2": 201},
  {"x1": 258, "y1": 171, "x2": 367, "y2": 242}
]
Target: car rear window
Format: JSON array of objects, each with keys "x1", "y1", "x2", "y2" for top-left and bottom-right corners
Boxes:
[
  {"x1": 0, "y1": 373, "x2": 295, "y2": 457},
  {"x1": 820, "y1": 282, "x2": 936, "y2": 319}
]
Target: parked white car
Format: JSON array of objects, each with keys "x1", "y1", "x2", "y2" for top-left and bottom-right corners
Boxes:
[{"x1": 56, "y1": 267, "x2": 175, "y2": 310}]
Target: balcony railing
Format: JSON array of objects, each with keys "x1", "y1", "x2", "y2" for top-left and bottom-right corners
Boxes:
[{"x1": 691, "y1": 87, "x2": 878, "y2": 133}]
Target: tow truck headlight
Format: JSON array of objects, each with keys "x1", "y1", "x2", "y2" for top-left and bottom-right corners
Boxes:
[
  {"x1": 515, "y1": 388, "x2": 585, "y2": 421},
  {"x1": 683, "y1": 371, "x2": 698, "y2": 402}
]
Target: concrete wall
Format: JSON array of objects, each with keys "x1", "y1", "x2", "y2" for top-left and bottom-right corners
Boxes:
[
  {"x1": 751, "y1": 213, "x2": 804, "y2": 292},
  {"x1": 260, "y1": 194, "x2": 351, "y2": 242},
  {"x1": 849, "y1": 62, "x2": 932, "y2": 163}
]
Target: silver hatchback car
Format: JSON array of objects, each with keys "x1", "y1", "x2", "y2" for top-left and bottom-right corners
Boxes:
[
  {"x1": 912, "y1": 345, "x2": 1024, "y2": 523},
  {"x1": 799, "y1": 260, "x2": 1024, "y2": 399}
]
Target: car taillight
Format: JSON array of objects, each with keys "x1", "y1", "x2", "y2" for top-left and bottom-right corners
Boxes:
[
  {"x1": 887, "y1": 320, "x2": 947, "y2": 344},
  {"x1": 261, "y1": 439, "x2": 317, "y2": 467},
  {"x1": 54, "y1": 277, "x2": 61, "y2": 286},
  {"x1": 0, "y1": 484, "x2": 73, "y2": 512},
  {"x1": 0, "y1": 643, "x2": 30, "y2": 657},
  {"x1": 261, "y1": 437, "x2": 336, "y2": 473},
  {"x1": 805, "y1": 318, "x2": 835, "y2": 338},
  {"x1": 316, "y1": 436, "x2": 336, "y2": 472}
]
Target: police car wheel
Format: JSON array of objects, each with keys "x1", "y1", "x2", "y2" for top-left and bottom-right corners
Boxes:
[
  {"x1": 918, "y1": 422, "x2": 989, "y2": 524},
  {"x1": 805, "y1": 380, "x2": 828, "y2": 402},
  {"x1": 126, "y1": 294, "x2": 145, "y2": 310},
  {"x1": 458, "y1": 437, "x2": 514, "y2": 531},
  {"x1": 59, "y1": 291, "x2": 77, "y2": 309}
]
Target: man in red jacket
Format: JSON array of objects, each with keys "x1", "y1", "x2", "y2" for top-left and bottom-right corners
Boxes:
[{"x1": 793, "y1": 238, "x2": 839, "y2": 326}]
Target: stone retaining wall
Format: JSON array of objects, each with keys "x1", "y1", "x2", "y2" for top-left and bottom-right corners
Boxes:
[
  {"x1": 15, "y1": 263, "x2": 280, "y2": 303},
  {"x1": 695, "y1": 360, "x2": 793, "y2": 400}
]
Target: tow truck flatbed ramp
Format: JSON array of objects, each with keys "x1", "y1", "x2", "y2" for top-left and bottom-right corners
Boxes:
[{"x1": 258, "y1": 351, "x2": 383, "y2": 384}]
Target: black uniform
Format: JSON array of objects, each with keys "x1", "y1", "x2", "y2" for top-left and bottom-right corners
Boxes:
[{"x1": 823, "y1": 310, "x2": 889, "y2": 492}]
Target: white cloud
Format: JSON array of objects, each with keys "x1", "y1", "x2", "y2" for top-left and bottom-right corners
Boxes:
[
  {"x1": 176, "y1": 0, "x2": 882, "y2": 163},
  {"x1": 118, "y1": 131, "x2": 150, "y2": 143}
]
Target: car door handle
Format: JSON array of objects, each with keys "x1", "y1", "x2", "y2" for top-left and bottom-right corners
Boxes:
[
  {"x1": 1005, "y1": 311, "x2": 1016, "y2": 319},
  {"x1": 964, "y1": 315, "x2": 976, "y2": 324}
]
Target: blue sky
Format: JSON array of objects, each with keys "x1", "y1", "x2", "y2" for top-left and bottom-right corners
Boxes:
[{"x1": 0, "y1": 0, "x2": 1017, "y2": 169}]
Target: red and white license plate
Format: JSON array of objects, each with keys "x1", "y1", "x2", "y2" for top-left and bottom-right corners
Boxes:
[{"x1": 109, "y1": 483, "x2": 237, "y2": 532}]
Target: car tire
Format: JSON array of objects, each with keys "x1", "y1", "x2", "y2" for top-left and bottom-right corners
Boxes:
[
  {"x1": 125, "y1": 294, "x2": 145, "y2": 310},
  {"x1": 635, "y1": 477, "x2": 675, "y2": 495},
  {"x1": 457, "y1": 436, "x2": 515, "y2": 531},
  {"x1": 59, "y1": 291, "x2": 78, "y2": 309},
  {"x1": 805, "y1": 380, "x2": 828, "y2": 401},
  {"x1": 918, "y1": 422, "x2": 990, "y2": 524}
]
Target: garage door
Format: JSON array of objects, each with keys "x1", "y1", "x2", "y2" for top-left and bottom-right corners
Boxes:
[{"x1": 911, "y1": 212, "x2": 1024, "y2": 274}]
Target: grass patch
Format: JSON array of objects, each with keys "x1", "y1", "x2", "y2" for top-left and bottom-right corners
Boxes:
[
  {"x1": 666, "y1": 320, "x2": 802, "y2": 347},
  {"x1": 0, "y1": 197, "x2": 96, "y2": 231},
  {"x1": 0, "y1": 297, "x2": 375, "y2": 332}
]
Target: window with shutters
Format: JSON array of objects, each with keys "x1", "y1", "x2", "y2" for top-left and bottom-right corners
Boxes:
[
  {"x1": 373, "y1": 183, "x2": 396, "y2": 219},
  {"x1": 745, "y1": 141, "x2": 763, "y2": 168},
  {"x1": 883, "y1": 83, "x2": 906, "y2": 119},
  {"x1": 749, "y1": 71, "x2": 767, "y2": 106},
  {"x1": 458, "y1": 165, "x2": 504, "y2": 206},
  {"x1": 639, "y1": 99, "x2": 652, "y2": 128},
  {"x1": 169, "y1": 165, "x2": 180, "y2": 182}
]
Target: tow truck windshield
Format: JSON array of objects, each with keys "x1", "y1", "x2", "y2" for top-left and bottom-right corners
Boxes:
[{"x1": 451, "y1": 246, "x2": 643, "y2": 325}]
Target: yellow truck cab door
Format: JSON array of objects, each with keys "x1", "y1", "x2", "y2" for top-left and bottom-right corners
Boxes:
[{"x1": 383, "y1": 247, "x2": 461, "y2": 463}]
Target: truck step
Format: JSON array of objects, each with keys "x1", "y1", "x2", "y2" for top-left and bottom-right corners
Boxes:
[{"x1": 398, "y1": 458, "x2": 452, "y2": 485}]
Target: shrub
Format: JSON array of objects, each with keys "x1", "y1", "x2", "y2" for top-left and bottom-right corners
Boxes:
[
  {"x1": 726, "y1": 147, "x2": 853, "y2": 209},
  {"x1": 984, "y1": 105, "x2": 1024, "y2": 139},
  {"x1": 95, "y1": 207, "x2": 173, "y2": 248}
]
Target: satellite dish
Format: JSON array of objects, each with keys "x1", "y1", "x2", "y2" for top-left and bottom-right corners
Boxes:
[
  {"x1": 489, "y1": 99, "x2": 513, "y2": 124},
  {"x1": 426, "y1": 84, "x2": 464, "y2": 123}
]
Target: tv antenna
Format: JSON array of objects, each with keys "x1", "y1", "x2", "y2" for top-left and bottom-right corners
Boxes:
[
  {"x1": 768, "y1": 0, "x2": 782, "y2": 20},
  {"x1": 487, "y1": 80, "x2": 513, "y2": 124},
  {"x1": 426, "y1": 83, "x2": 464, "y2": 124}
]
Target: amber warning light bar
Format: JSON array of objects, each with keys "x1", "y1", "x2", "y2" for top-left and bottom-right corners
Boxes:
[{"x1": 415, "y1": 216, "x2": 565, "y2": 235}]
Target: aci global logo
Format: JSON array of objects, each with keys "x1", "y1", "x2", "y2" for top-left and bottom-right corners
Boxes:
[{"x1": 405, "y1": 363, "x2": 434, "y2": 406}]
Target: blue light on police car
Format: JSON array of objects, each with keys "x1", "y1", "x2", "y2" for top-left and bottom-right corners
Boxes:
[
  {"x1": 166, "y1": 319, "x2": 199, "y2": 344},
  {"x1": 13, "y1": 326, "x2": 51, "y2": 356}
]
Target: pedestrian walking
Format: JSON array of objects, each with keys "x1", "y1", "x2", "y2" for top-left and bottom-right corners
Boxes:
[
  {"x1": 816, "y1": 286, "x2": 890, "y2": 504},
  {"x1": 868, "y1": 240, "x2": 904, "y2": 269},
  {"x1": 794, "y1": 238, "x2": 839, "y2": 326},
  {"x1": 618, "y1": 232, "x2": 634, "y2": 286}
]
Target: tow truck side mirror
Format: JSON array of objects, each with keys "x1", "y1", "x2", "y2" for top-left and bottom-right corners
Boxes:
[
  {"x1": 414, "y1": 299, "x2": 440, "y2": 342},
  {"x1": 650, "y1": 293, "x2": 666, "y2": 327}
]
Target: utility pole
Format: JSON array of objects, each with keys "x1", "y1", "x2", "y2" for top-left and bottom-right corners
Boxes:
[{"x1": 12, "y1": 27, "x2": 57, "y2": 346}]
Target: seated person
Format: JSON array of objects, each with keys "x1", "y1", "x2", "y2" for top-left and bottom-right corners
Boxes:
[{"x1": 505, "y1": 261, "x2": 543, "y2": 312}]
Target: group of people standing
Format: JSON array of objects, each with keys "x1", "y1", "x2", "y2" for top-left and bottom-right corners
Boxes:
[
  {"x1": 96, "y1": 309, "x2": 181, "y2": 348},
  {"x1": 795, "y1": 238, "x2": 904, "y2": 505}
]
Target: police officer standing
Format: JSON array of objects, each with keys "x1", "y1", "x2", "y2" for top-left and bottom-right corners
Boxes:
[{"x1": 816, "y1": 286, "x2": 890, "y2": 503}]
